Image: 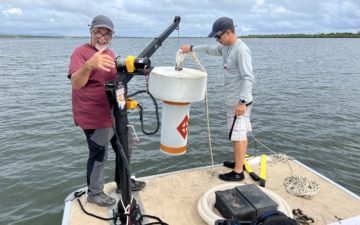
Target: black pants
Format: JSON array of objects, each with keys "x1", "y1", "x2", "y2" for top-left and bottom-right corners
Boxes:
[{"x1": 83, "y1": 128, "x2": 133, "y2": 193}]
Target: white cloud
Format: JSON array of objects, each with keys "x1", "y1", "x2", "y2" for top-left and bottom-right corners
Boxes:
[
  {"x1": 321, "y1": 0, "x2": 360, "y2": 30},
  {"x1": 273, "y1": 6, "x2": 289, "y2": 14},
  {"x1": 114, "y1": 0, "x2": 124, "y2": 8},
  {"x1": 241, "y1": 25, "x2": 252, "y2": 32},
  {"x1": 3, "y1": 8, "x2": 23, "y2": 17},
  {"x1": 0, "y1": 0, "x2": 359, "y2": 36},
  {"x1": 255, "y1": 0, "x2": 265, "y2": 6}
]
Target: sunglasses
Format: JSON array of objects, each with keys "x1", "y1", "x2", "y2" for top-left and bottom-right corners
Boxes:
[
  {"x1": 215, "y1": 30, "x2": 227, "y2": 41},
  {"x1": 92, "y1": 30, "x2": 113, "y2": 39}
]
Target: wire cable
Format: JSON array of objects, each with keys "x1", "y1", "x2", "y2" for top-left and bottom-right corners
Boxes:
[{"x1": 128, "y1": 90, "x2": 160, "y2": 135}]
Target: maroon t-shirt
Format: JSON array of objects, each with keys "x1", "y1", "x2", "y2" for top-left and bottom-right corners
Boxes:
[{"x1": 68, "y1": 44, "x2": 117, "y2": 129}]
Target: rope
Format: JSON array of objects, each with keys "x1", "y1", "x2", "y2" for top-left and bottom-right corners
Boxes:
[
  {"x1": 190, "y1": 52, "x2": 215, "y2": 167},
  {"x1": 284, "y1": 174, "x2": 320, "y2": 200},
  {"x1": 175, "y1": 50, "x2": 214, "y2": 167},
  {"x1": 250, "y1": 135, "x2": 277, "y2": 155},
  {"x1": 190, "y1": 52, "x2": 206, "y2": 73},
  {"x1": 269, "y1": 153, "x2": 289, "y2": 165},
  {"x1": 249, "y1": 135, "x2": 320, "y2": 199}
]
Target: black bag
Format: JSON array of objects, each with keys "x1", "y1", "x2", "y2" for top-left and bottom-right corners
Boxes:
[{"x1": 251, "y1": 210, "x2": 299, "y2": 225}]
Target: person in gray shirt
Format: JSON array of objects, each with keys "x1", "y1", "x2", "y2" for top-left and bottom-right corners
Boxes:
[{"x1": 181, "y1": 17, "x2": 254, "y2": 181}]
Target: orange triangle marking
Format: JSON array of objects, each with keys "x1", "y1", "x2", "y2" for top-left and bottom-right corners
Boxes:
[{"x1": 177, "y1": 114, "x2": 189, "y2": 139}]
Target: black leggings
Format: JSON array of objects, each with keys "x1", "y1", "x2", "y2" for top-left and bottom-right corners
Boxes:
[{"x1": 83, "y1": 128, "x2": 133, "y2": 190}]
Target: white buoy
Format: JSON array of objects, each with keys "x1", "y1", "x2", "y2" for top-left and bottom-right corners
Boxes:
[{"x1": 149, "y1": 67, "x2": 207, "y2": 155}]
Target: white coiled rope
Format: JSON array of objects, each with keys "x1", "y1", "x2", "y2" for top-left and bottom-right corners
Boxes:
[
  {"x1": 249, "y1": 135, "x2": 320, "y2": 199},
  {"x1": 197, "y1": 177, "x2": 294, "y2": 225},
  {"x1": 269, "y1": 153, "x2": 320, "y2": 199},
  {"x1": 284, "y1": 175, "x2": 320, "y2": 200},
  {"x1": 269, "y1": 153, "x2": 289, "y2": 165}
]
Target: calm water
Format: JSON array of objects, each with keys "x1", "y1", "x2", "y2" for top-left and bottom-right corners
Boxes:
[{"x1": 0, "y1": 37, "x2": 359, "y2": 225}]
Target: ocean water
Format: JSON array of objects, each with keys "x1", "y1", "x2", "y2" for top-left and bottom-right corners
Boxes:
[{"x1": 0, "y1": 37, "x2": 359, "y2": 225}]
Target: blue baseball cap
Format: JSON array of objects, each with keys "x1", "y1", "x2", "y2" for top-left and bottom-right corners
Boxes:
[{"x1": 208, "y1": 17, "x2": 234, "y2": 37}]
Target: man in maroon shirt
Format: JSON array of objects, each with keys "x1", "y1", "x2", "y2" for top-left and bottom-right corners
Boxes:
[{"x1": 68, "y1": 15, "x2": 145, "y2": 207}]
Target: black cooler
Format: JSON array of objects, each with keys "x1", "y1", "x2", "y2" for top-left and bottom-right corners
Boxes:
[{"x1": 215, "y1": 184, "x2": 278, "y2": 221}]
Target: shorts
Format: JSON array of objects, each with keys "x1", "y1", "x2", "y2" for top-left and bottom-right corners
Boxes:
[{"x1": 227, "y1": 105, "x2": 252, "y2": 141}]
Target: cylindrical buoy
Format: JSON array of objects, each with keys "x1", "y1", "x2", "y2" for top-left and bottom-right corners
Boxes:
[
  {"x1": 149, "y1": 67, "x2": 207, "y2": 155},
  {"x1": 160, "y1": 101, "x2": 190, "y2": 155}
]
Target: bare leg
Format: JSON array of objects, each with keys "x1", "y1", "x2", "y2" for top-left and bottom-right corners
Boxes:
[{"x1": 233, "y1": 140, "x2": 247, "y2": 173}]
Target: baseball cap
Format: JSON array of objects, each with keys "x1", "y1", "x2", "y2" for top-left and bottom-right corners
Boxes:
[
  {"x1": 90, "y1": 15, "x2": 114, "y2": 32},
  {"x1": 208, "y1": 17, "x2": 234, "y2": 37}
]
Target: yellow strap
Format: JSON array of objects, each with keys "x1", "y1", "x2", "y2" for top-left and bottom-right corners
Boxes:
[
  {"x1": 126, "y1": 98, "x2": 138, "y2": 110},
  {"x1": 244, "y1": 160, "x2": 254, "y2": 173},
  {"x1": 260, "y1": 154, "x2": 267, "y2": 180},
  {"x1": 125, "y1": 55, "x2": 136, "y2": 73}
]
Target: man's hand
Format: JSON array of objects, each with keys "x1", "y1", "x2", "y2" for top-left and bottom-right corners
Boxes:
[
  {"x1": 235, "y1": 103, "x2": 247, "y2": 116},
  {"x1": 71, "y1": 49, "x2": 115, "y2": 89},
  {"x1": 85, "y1": 49, "x2": 115, "y2": 72},
  {"x1": 180, "y1": 45, "x2": 191, "y2": 54}
]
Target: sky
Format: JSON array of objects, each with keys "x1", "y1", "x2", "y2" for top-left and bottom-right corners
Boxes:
[{"x1": 1, "y1": 0, "x2": 360, "y2": 37}]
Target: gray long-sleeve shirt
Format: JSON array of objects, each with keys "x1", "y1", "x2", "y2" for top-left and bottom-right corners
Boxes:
[{"x1": 193, "y1": 39, "x2": 254, "y2": 106}]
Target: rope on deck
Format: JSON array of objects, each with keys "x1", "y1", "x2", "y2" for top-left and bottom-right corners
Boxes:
[
  {"x1": 269, "y1": 153, "x2": 289, "y2": 165},
  {"x1": 249, "y1": 136, "x2": 320, "y2": 199},
  {"x1": 269, "y1": 153, "x2": 320, "y2": 199},
  {"x1": 284, "y1": 174, "x2": 320, "y2": 200}
]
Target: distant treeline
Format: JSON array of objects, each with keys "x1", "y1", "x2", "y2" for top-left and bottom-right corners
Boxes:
[
  {"x1": 0, "y1": 35, "x2": 64, "y2": 38},
  {"x1": 2, "y1": 32, "x2": 360, "y2": 38},
  {"x1": 240, "y1": 32, "x2": 360, "y2": 38}
]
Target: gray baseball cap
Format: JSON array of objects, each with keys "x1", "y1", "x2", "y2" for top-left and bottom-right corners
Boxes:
[
  {"x1": 208, "y1": 17, "x2": 234, "y2": 37},
  {"x1": 91, "y1": 15, "x2": 114, "y2": 32}
]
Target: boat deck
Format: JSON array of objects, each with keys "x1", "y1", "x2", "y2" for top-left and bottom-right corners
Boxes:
[{"x1": 63, "y1": 157, "x2": 360, "y2": 225}]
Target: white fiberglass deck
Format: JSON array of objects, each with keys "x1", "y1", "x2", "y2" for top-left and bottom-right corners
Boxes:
[{"x1": 63, "y1": 157, "x2": 360, "y2": 225}]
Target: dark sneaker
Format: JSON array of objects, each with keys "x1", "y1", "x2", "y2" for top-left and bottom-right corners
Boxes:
[
  {"x1": 223, "y1": 161, "x2": 235, "y2": 169},
  {"x1": 87, "y1": 192, "x2": 116, "y2": 207},
  {"x1": 116, "y1": 178, "x2": 146, "y2": 193},
  {"x1": 219, "y1": 171, "x2": 245, "y2": 181},
  {"x1": 131, "y1": 178, "x2": 146, "y2": 191},
  {"x1": 223, "y1": 161, "x2": 247, "y2": 170}
]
